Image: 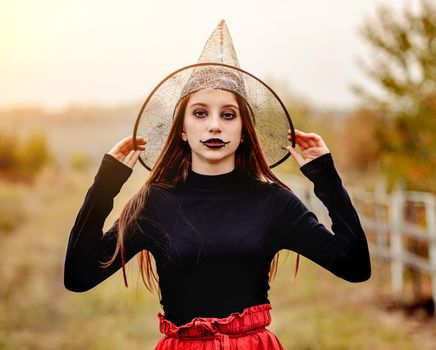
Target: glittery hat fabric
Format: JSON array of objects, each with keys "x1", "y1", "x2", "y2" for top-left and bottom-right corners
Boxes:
[{"x1": 134, "y1": 19, "x2": 295, "y2": 170}]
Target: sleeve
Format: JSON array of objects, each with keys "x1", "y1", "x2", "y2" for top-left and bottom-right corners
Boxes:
[
  {"x1": 63, "y1": 153, "x2": 151, "y2": 292},
  {"x1": 274, "y1": 152, "x2": 371, "y2": 282}
]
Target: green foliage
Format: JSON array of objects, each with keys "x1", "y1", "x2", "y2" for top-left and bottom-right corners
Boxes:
[
  {"x1": 352, "y1": 0, "x2": 435, "y2": 113},
  {"x1": 351, "y1": 0, "x2": 436, "y2": 192}
]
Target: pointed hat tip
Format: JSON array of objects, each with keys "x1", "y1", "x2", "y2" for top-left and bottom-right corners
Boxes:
[
  {"x1": 196, "y1": 18, "x2": 239, "y2": 66},
  {"x1": 218, "y1": 19, "x2": 227, "y2": 27}
]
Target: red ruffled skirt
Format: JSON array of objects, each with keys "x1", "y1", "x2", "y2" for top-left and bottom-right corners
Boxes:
[{"x1": 154, "y1": 303, "x2": 284, "y2": 349}]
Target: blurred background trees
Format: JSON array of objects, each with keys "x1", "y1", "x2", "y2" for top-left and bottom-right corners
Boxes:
[
  {"x1": 0, "y1": 129, "x2": 55, "y2": 182},
  {"x1": 0, "y1": 130, "x2": 55, "y2": 233},
  {"x1": 345, "y1": 0, "x2": 435, "y2": 192}
]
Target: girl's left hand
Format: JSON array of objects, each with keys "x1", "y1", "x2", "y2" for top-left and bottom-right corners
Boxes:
[{"x1": 286, "y1": 129, "x2": 330, "y2": 168}]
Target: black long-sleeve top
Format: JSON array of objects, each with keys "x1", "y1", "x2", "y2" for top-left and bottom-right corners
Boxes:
[{"x1": 64, "y1": 152, "x2": 371, "y2": 326}]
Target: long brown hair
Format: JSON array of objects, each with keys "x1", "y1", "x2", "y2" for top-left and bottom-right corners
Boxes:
[{"x1": 100, "y1": 90, "x2": 300, "y2": 297}]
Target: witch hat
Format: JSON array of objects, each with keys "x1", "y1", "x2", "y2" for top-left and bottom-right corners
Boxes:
[{"x1": 134, "y1": 19, "x2": 295, "y2": 170}]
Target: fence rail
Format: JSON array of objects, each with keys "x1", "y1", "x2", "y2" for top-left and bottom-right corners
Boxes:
[
  {"x1": 280, "y1": 173, "x2": 436, "y2": 315},
  {"x1": 350, "y1": 184, "x2": 436, "y2": 315}
]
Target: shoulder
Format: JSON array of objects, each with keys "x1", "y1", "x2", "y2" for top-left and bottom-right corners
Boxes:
[
  {"x1": 137, "y1": 183, "x2": 180, "y2": 221},
  {"x1": 147, "y1": 183, "x2": 176, "y2": 200},
  {"x1": 269, "y1": 182, "x2": 299, "y2": 203},
  {"x1": 246, "y1": 176, "x2": 300, "y2": 206}
]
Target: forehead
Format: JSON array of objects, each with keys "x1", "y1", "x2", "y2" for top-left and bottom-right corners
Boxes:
[{"x1": 187, "y1": 89, "x2": 238, "y2": 107}]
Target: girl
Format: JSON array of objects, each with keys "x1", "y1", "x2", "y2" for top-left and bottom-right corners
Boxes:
[{"x1": 64, "y1": 21, "x2": 371, "y2": 350}]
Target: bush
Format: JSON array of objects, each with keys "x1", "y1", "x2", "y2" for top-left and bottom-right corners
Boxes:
[
  {"x1": 69, "y1": 150, "x2": 91, "y2": 171},
  {"x1": 16, "y1": 132, "x2": 54, "y2": 174},
  {"x1": 0, "y1": 129, "x2": 54, "y2": 182},
  {"x1": 0, "y1": 130, "x2": 19, "y2": 171}
]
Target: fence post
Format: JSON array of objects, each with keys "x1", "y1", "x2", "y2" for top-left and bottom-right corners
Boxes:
[
  {"x1": 374, "y1": 180, "x2": 386, "y2": 251},
  {"x1": 390, "y1": 189, "x2": 404, "y2": 296},
  {"x1": 426, "y1": 194, "x2": 436, "y2": 315}
]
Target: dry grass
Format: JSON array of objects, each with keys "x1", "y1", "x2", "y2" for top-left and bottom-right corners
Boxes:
[
  {"x1": 0, "y1": 181, "x2": 28, "y2": 233},
  {"x1": 0, "y1": 164, "x2": 435, "y2": 349}
]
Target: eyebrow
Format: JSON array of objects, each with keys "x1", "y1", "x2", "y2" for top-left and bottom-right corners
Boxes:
[{"x1": 188, "y1": 103, "x2": 239, "y2": 110}]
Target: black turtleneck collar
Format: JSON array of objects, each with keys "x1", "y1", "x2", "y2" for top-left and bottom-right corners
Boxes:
[{"x1": 185, "y1": 166, "x2": 245, "y2": 190}]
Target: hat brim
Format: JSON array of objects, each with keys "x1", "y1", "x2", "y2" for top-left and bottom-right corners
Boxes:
[{"x1": 133, "y1": 62, "x2": 295, "y2": 171}]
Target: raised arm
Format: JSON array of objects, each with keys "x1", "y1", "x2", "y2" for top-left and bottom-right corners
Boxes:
[
  {"x1": 64, "y1": 136, "x2": 148, "y2": 292},
  {"x1": 275, "y1": 130, "x2": 371, "y2": 282}
]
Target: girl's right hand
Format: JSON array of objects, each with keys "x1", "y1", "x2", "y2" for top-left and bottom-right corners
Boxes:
[
  {"x1": 107, "y1": 135, "x2": 147, "y2": 169},
  {"x1": 286, "y1": 129, "x2": 330, "y2": 168}
]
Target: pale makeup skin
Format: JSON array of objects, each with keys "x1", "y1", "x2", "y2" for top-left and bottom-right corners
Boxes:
[{"x1": 181, "y1": 89, "x2": 244, "y2": 176}]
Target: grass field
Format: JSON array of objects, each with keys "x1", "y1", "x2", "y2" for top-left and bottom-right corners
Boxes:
[{"x1": 0, "y1": 161, "x2": 435, "y2": 349}]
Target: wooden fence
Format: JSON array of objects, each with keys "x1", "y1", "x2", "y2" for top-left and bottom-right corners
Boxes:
[
  {"x1": 349, "y1": 183, "x2": 436, "y2": 314},
  {"x1": 281, "y1": 174, "x2": 436, "y2": 315}
]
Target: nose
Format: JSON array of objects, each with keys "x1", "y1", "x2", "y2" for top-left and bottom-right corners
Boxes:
[{"x1": 207, "y1": 113, "x2": 222, "y2": 133}]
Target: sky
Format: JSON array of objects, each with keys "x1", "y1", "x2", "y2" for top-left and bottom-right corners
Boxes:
[{"x1": 0, "y1": 0, "x2": 417, "y2": 112}]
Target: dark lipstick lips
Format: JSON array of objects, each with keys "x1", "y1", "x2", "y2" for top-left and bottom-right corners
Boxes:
[{"x1": 200, "y1": 138, "x2": 230, "y2": 148}]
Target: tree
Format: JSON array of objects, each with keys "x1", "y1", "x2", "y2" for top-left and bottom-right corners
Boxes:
[
  {"x1": 351, "y1": 0, "x2": 436, "y2": 192},
  {"x1": 17, "y1": 132, "x2": 54, "y2": 174}
]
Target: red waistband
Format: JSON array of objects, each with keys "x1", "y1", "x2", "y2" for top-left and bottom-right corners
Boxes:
[{"x1": 157, "y1": 303, "x2": 272, "y2": 339}]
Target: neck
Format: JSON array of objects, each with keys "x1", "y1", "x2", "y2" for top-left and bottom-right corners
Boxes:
[
  {"x1": 190, "y1": 158, "x2": 236, "y2": 176},
  {"x1": 186, "y1": 166, "x2": 242, "y2": 190}
]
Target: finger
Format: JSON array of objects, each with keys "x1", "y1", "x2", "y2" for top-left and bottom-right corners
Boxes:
[
  {"x1": 119, "y1": 135, "x2": 134, "y2": 142},
  {"x1": 119, "y1": 145, "x2": 133, "y2": 156},
  {"x1": 299, "y1": 139, "x2": 311, "y2": 149},
  {"x1": 120, "y1": 136, "x2": 147, "y2": 151},
  {"x1": 316, "y1": 137, "x2": 328, "y2": 149},
  {"x1": 288, "y1": 129, "x2": 311, "y2": 147},
  {"x1": 303, "y1": 137, "x2": 317, "y2": 148},
  {"x1": 294, "y1": 129, "x2": 317, "y2": 137},
  {"x1": 289, "y1": 134, "x2": 310, "y2": 149},
  {"x1": 293, "y1": 130, "x2": 324, "y2": 148},
  {"x1": 109, "y1": 138, "x2": 143, "y2": 160},
  {"x1": 132, "y1": 138, "x2": 147, "y2": 150},
  {"x1": 295, "y1": 130, "x2": 326, "y2": 145},
  {"x1": 110, "y1": 136, "x2": 133, "y2": 155},
  {"x1": 118, "y1": 135, "x2": 135, "y2": 148},
  {"x1": 118, "y1": 138, "x2": 146, "y2": 154},
  {"x1": 126, "y1": 150, "x2": 142, "y2": 168},
  {"x1": 293, "y1": 130, "x2": 320, "y2": 141},
  {"x1": 128, "y1": 136, "x2": 147, "y2": 146},
  {"x1": 286, "y1": 146, "x2": 305, "y2": 167},
  {"x1": 307, "y1": 135, "x2": 327, "y2": 149},
  {"x1": 119, "y1": 138, "x2": 135, "y2": 152}
]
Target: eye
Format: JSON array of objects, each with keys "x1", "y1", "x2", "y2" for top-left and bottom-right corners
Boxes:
[
  {"x1": 222, "y1": 111, "x2": 236, "y2": 120},
  {"x1": 193, "y1": 110, "x2": 207, "y2": 118}
]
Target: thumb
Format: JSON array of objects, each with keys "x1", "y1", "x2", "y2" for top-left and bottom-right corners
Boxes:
[{"x1": 286, "y1": 146, "x2": 305, "y2": 167}]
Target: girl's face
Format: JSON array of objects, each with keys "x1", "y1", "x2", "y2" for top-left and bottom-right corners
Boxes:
[{"x1": 181, "y1": 89, "x2": 244, "y2": 173}]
